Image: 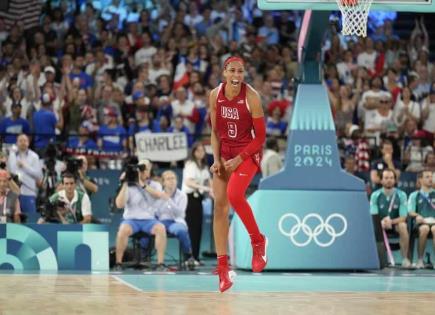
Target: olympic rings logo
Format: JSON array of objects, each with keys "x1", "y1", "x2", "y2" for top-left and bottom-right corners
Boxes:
[{"x1": 278, "y1": 213, "x2": 347, "y2": 247}]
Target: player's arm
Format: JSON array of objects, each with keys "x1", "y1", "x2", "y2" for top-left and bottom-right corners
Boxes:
[
  {"x1": 392, "y1": 191, "x2": 408, "y2": 224},
  {"x1": 369, "y1": 191, "x2": 380, "y2": 215},
  {"x1": 238, "y1": 86, "x2": 266, "y2": 160},
  {"x1": 407, "y1": 192, "x2": 418, "y2": 217},
  {"x1": 209, "y1": 88, "x2": 221, "y2": 162}
]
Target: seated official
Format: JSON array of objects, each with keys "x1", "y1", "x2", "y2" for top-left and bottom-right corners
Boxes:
[
  {"x1": 38, "y1": 172, "x2": 92, "y2": 224},
  {"x1": 114, "y1": 159, "x2": 167, "y2": 271},
  {"x1": 0, "y1": 170, "x2": 21, "y2": 223},
  {"x1": 155, "y1": 170, "x2": 196, "y2": 270},
  {"x1": 408, "y1": 170, "x2": 435, "y2": 269},
  {"x1": 370, "y1": 168, "x2": 410, "y2": 267}
]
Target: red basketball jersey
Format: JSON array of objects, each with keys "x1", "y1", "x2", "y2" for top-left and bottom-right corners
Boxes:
[
  {"x1": 216, "y1": 82, "x2": 254, "y2": 148},
  {"x1": 215, "y1": 82, "x2": 263, "y2": 167}
]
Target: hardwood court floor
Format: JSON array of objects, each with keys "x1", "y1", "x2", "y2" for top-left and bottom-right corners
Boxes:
[{"x1": 0, "y1": 273, "x2": 435, "y2": 315}]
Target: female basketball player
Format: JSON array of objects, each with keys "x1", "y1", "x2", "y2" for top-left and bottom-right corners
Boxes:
[{"x1": 209, "y1": 56, "x2": 267, "y2": 292}]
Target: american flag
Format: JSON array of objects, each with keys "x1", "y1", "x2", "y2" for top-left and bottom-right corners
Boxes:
[{"x1": 0, "y1": 0, "x2": 43, "y2": 30}]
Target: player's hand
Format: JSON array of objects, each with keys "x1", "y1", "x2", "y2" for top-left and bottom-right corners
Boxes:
[
  {"x1": 224, "y1": 155, "x2": 243, "y2": 173},
  {"x1": 210, "y1": 160, "x2": 222, "y2": 177},
  {"x1": 382, "y1": 217, "x2": 392, "y2": 230},
  {"x1": 416, "y1": 215, "x2": 425, "y2": 224}
]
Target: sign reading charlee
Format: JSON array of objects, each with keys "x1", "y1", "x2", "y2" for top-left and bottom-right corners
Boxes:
[{"x1": 135, "y1": 132, "x2": 188, "y2": 162}]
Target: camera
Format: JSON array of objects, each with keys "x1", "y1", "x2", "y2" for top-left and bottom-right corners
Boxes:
[
  {"x1": 124, "y1": 164, "x2": 140, "y2": 186},
  {"x1": 0, "y1": 162, "x2": 21, "y2": 186},
  {"x1": 65, "y1": 158, "x2": 83, "y2": 177},
  {"x1": 38, "y1": 199, "x2": 67, "y2": 223}
]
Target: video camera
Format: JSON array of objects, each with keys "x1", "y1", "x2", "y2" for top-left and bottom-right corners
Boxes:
[
  {"x1": 65, "y1": 157, "x2": 83, "y2": 178},
  {"x1": 0, "y1": 162, "x2": 20, "y2": 186},
  {"x1": 38, "y1": 199, "x2": 67, "y2": 223},
  {"x1": 122, "y1": 156, "x2": 146, "y2": 186},
  {"x1": 124, "y1": 164, "x2": 144, "y2": 186}
]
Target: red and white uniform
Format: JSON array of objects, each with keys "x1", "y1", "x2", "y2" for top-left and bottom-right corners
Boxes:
[{"x1": 215, "y1": 82, "x2": 260, "y2": 164}]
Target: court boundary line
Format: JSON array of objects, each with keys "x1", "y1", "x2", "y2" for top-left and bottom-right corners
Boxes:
[{"x1": 111, "y1": 275, "x2": 143, "y2": 292}]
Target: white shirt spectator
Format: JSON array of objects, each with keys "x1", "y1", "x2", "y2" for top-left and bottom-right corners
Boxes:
[
  {"x1": 182, "y1": 160, "x2": 211, "y2": 195},
  {"x1": 3, "y1": 97, "x2": 32, "y2": 119},
  {"x1": 171, "y1": 99, "x2": 195, "y2": 132},
  {"x1": 336, "y1": 61, "x2": 356, "y2": 85},
  {"x1": 7, "y1": 149, "x2": 43, "y2": 197},
  {"x1": 149, "y1": 67, "x2": 171, "y2": 85},
  {"x1": 357, "y1": 51, "x2": 377, "y2": 72},
  {"x1": 358, "y1": 90, "x2": 389, "y2": 120},
  {"x1": 422, "y1": 98, "x2": 435, "y2": 133},
  {"x1": 134, "y1": 46, "x2": 157, "y2": 67},
  {"x1": 155, "y1": 189, "x2": 188, "y2": 226},
  {"x1": 184, "y1": 14, "x2": 203, "y2": 27},
  {"x1": 393, "y1": 99, "x2": 421, "y2": 127}
]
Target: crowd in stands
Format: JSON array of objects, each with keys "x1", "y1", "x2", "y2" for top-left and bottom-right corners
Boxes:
[{"x1": 0, "y1": 0, "x2": 433, "y2": 269}]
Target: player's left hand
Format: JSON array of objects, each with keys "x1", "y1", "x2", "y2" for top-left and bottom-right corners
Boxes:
[{"x1": 224, "y1": 155, "x2": 243, "y2": 172}]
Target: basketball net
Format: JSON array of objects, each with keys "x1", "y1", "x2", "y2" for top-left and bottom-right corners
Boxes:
[{"x1": 336, "y1": 0, "x2": 373, "y2": 37}]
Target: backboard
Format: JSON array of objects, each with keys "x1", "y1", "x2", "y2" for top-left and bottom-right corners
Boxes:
[{"x1": 258, "y1": 0, "x2": 435, "y2": 12}]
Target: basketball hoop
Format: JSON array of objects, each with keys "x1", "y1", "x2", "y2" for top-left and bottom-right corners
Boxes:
[{"x1": 336, "y1": 0, "x2": 373, "y2": 37}]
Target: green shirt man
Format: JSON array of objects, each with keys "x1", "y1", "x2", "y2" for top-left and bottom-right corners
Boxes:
[
  {"x1": 370, "y1": 188, "x2": 408, "y2": 220},
  {"x1": 408, "y1": 189, "x2": 435, "y2": 220}
]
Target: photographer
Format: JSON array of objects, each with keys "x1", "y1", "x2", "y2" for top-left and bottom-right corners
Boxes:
[
  {"x1": 114, "y1": 159, "x2": 167, "y2": 271},
  {"x1": 61, "y1": 155, "x2": 98, "y2": 196},
  {"x1": 39, "y1": 172, "x2": 92, "y2": 224},
  {"x1": 0, "y1": 170, "x2": 21, "y2": 223},
  {"x1": 0, "y1": 151, "x2": 21, "y2": 195}
]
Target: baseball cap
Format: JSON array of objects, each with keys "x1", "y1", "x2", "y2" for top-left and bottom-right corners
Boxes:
[{"x1": 44, "y1": 66, "x2": 56, "y2": 74}]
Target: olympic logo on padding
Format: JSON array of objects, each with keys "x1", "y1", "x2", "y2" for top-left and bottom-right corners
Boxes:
[{"x1": 278, "y1": 213, "x2": 347, "y2": 247}]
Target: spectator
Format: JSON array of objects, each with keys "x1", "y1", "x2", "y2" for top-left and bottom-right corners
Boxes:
[
  {"x1": 370, "y1": 169, "x2": 410, "y2": 267},
  {"x1": 0, "y1": 169, "x2": 21, "y2": 223},
  {"x1": 370, "y1": 139, "x2": 401, "y2": 189},
  {"x1": 40, "y1": 172, "x2": 92, "y2": 224},
  {"x1": 128, "y1": 107, "x2": 152, "y2": 149},
  {"x1": 393, "y1": 86, "x2": 421, "y2": 128},
  {"x1": 266, "y1": 106, "x2": 287, "y2": 136},
  {"x1": 182, "y1": 142, "x2": 212, "y2": 265},
  {"x1": 168, "y1": 115, "x2": 193, "y2": 147},
  {"x1": 155, "y1": 170, "x2": 196, "y2": 270},
  {"x1": 114, "y1": 159, "x2": 167, "y2": 271},
  {"x1": 403, "y1": 132, "x2": 428, "y2": 172},
  {"x1": 261, "y1": 137, "x2": 283, "y2": 178},
  {"x1": 97, "y1": 109, "x2": 127, "y2": 153},
  {"x1": 408, "y1": 170, "x2": 435, "y2": 269},
  {"x1": 7, "y1": 134, "x2": 43, "y2": 214},
  {"x1": 357, "y1": 37, "x2": 377, "y2": 74},
  {"x1": 0, "y1": 103, "x2": 30, "y2": 147},
  {"x1": 67, "y1": 123, "x2": 98, "y2": 151},
  {"x1": 258, "y1": 14, "x2": 279, "y2": 45},
  {"x1": 421, "y1": 83, "x2": 435, "y2": 137},
  {"x1": 32, "y1": 92, "x2": 58, "y2": 150},
  {"x1": 364, "y1": 92, "x2": 394, "y2": 144},
  {"x1": 423, "y1": 152, "x2": 435, "y2": 174},
  {"x1": 171, "y1": 87, "x2": 196, "y2": 133}
]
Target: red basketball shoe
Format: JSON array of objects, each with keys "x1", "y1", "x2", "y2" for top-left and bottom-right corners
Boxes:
[
  {"x1": 214, "y1": 265, "x2": 236, "y2": 293},
  {"x1": 252, "y1": 234, "x2": 268, "y2": 273}
]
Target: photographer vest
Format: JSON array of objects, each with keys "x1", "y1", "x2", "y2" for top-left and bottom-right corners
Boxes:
[
  {"x1": 0, "y1": 191, "x2": 19, "y2": 222},
  {"x1": 50, "y1": 190, "x2": 85, "y2": 223}
]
